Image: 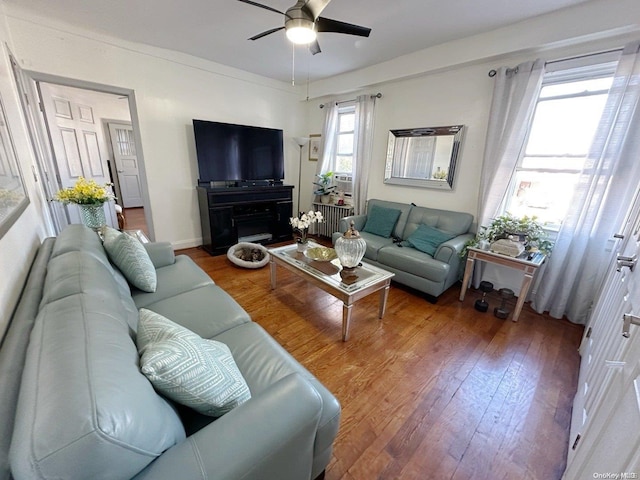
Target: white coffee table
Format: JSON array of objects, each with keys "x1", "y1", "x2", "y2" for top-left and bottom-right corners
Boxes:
[{"x1": 269, "y1": 241, "x2": 394, "y2": 341}]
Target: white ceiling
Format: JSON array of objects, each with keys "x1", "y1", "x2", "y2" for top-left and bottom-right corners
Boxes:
[{"x1": 6, "y1": 0, "x2": 596, "y2": 83}]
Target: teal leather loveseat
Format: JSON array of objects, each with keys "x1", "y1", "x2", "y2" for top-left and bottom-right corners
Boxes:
[
  {"x1": 1, "y1": 225, "x2": 340, "y2": 480},
  {"x1": 333, "y1": 199, "x2": 474, "y2": 301}
]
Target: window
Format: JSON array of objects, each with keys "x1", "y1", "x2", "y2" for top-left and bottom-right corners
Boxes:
[
  {"x1": 503, "y1": 59, "x2": 618, "y2": 228},
  {"x1": 326, "y1": 103, "x2": 356, "y2": 196},
  {"x1": 333, "y1": 104, "x2": 355, "y2": 176}
]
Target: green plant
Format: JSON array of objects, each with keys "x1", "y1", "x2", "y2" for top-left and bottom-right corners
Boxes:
[
  {"x1": 461, "y1": 212, "x2": 554, "y2": 257},
  {"x1": 313, "y1": 171, "x2": 336, "y2": 196}
]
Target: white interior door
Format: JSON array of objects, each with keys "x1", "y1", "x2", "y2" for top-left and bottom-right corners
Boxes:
[
  {"x1": 564, "y1": 189, "x2": 640, "y2": 478},
  {"x1": 108, "y1": 122, "x2": 143, "y2": 207},
  {"x1": 38, "y1": 82, "x2": 116, "y2": 228}
]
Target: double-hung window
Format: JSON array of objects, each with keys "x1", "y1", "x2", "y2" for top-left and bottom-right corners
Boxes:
[
  {"x1": 331, "y1": 103, "x2": 356, "y2": 194},
  {"x1": 503, "y1": 56, "x2": 618, "y2": 229}
]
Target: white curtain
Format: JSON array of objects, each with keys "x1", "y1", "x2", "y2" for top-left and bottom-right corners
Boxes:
[
  {"x1": 478, "y1": 59, "x2": 545, "y2": 227},
  {"x1": 315, "y1": 101, "x2": 339, "y2": 198},
  {"x1": 532, "y1": 41, "x2": 640, "y2": 323},
  {"x1": 352, "y1": 94, "x2": 377, "y2": 214},
  {"x1": 473, "y1": 60, "x2": 544, "y2": 288}
]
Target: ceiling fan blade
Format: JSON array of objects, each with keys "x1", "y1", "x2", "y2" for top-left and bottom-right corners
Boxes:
[
  {"x1": 249, "y1": 26, "x2": 285, "y2": 41},
  {"x1": 309, "y1": 39, "x2": 321, "y2": 55},
  {"x1": 316, "y1": 17, "x2": 371, "y2": 37},
  {"x1": 237, "y1": 0, "x2": 286, "y2": 16},
  {"x1": 304, "y1": 0, "x2": 331, "y2": 19}
]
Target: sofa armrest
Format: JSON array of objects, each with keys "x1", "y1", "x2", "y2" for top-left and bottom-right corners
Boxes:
[
  {"x1": 134, "y1": 373, "x2": 322, "y2": 480},
  {"x1": 333, "y1": 215, "x2": 368, "y2": 244},
  {"x1": 143, "y1": 242, "x2": 176, "y2": 268},
  {"x1": 434, "y1": 233, "x2": 475, "y2": 264},
  {"x1": 338, "y1": 214, "x2": 367, "y2": 233}
]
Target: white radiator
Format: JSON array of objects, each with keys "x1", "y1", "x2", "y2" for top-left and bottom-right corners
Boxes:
[{"x1": 313, "y1": 202, "x2": 354, "y2": 237}]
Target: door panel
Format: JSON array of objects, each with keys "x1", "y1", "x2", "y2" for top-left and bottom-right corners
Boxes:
[
  {"x1": 78, "y1": 105, "x2": 94, "y2": 123},
  {"x1": 108, "y1": 122, "x2": 143, "y2": 207},
  {"x1": 564, "y1": 190, "x2": 640, "y2": 477},
  {"x1": 39, "y1": 83, "x2": 116, "y2": 228},
  {"x1": 84, "y1": 131, "x2": 104, "y2": 177},
  {"x1": 59, "y1": 128, "x2": 83, "y2": 178},
  {"x1": 53, "y1": 97, "x2": 72, "y2": 118}
]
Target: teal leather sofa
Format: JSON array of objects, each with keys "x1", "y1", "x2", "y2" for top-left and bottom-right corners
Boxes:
[
  {"x1": 1, "y1": 225, "x2": 339, "y2": 480},
  {"x1": 333, "y1": 199, "x2": 474, "y2": 301}
]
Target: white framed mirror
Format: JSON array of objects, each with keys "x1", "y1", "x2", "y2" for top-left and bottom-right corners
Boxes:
[{"x1": 384, "y1": 125, "x2": 465, "y2": 190}]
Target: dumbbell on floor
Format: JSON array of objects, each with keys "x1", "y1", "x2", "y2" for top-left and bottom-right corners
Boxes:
[
  {"x1": 474, "y1": 281, "x2": 493, "y2": 312},
  {"x1": 494, "y1": 288, "x2": 515, "y2": 319}
]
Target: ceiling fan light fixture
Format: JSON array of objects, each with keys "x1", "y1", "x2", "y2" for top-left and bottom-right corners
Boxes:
[{"x1": 285, "y1": 18, "x2": 316, "y2": 44}]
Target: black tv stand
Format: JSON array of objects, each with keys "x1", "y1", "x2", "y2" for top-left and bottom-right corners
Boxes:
[{"x1": 197, "y1": 185, "x2": 293, "y2": 256}]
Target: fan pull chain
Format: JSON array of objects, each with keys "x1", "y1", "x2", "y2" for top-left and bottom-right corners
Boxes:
[
  {"x1": 306, "y1": 57, "x2": 310, "y2": 101},
  {"x1": 292, "y1": 43, "x2": 295, "y2": 86}
]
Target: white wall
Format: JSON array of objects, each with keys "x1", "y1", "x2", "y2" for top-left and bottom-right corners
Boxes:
[
  {"x1": 4, "y1": 7, "x2": 307, "y2": 248},
  {"x1": 0, "y1": 4, "x2": 50, "y2": 337}
]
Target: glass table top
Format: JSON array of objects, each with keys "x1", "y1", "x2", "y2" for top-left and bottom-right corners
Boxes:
[{"x1": 269, "y1": 241, "x2": 394, "y2": 293}]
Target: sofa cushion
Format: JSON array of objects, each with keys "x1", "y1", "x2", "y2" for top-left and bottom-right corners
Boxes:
[
  {"x1": 103, "y1": 226, "x2": 157, "y2": 292},
  {"x1": 377, "y1": 245, "x2": 450, "y2": 283},
  {"x1": 363, "y1": 205, "x2": 401, "y2": 238},
  {"x1": 139, "y1": 284, "x2": 252, "y2": 339},
  {"x1": 39, "y1": 250, "x2": 139, "y2": 331},
  {"x1": 132, "y1": 255, "x2": 214, "y2": 308},
  {"x1": 137, "y1": 309, "x2": 251, "y2": 417},
  {"x1": 50, "y1": 224, "x2": 136, "y2": 299},
  {"x1": 360, "y1": 231, "x2": 395, "y2": 261},
  {"x1": 402, "y1": 206, "x2": 473, "y2": 239},
  {"x1": 50, "y1": 223, "x2": 111, "y2": 268},
  {"x1": 10, "y1": 257, "x2": 185, "y2": 480},
  {"x1": 405, "y1": 224, "x2": 457, "y2": 256}
]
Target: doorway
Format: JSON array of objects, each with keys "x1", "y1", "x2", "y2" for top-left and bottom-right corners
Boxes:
[{"x1": 10, "y1": 58, "x2": 152, "y2": 238}]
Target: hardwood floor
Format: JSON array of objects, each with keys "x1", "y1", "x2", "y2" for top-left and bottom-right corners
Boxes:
[
  {"x1": 181, "y1": 241, "x2": 584, "y2": 480},
  {"x1": 122, "y1": 207, "x2": 148, "y2": 237}
]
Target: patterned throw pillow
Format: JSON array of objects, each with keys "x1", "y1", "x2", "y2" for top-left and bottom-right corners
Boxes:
[
  {"x1": 103, "y1": 226, "x2": 157, "y2": 292},
  {"x1": 137, "y1": 309, "x2": 251, "y2": 417}
]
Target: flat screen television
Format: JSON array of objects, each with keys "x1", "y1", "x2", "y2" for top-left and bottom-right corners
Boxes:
[{"x1": 193, "y1": 119, "x2": 284, "y2": 185}]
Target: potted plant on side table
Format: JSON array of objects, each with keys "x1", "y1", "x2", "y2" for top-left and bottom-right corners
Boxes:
[
  {"x1": 313, "y1": 171, "x2": 336, "y2": 204},
  {"x1": 462, "y1": 213, "x2": 554, "y2": 258}
]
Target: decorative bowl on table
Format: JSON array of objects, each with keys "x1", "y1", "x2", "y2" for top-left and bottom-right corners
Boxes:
[{"x1": 304, "y1": 247, "x2": 338, "y2": 262}]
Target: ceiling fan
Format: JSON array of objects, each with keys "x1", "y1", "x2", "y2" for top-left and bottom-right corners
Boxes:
[{"x1": 238, "y1": 0, "x2": 371, "y2": 55}]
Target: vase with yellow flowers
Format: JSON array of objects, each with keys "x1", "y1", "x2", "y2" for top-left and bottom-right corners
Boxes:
[{"x1": 54, "y1": 177, "x2": 115, "y2": 230}]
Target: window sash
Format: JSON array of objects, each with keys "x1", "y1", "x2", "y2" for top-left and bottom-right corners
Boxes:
[
  {"x1": 333, "y1": 105, "x2": 355, "y2": 175},
  {"x1": 502, "y1": 56, "x2": 618, "y2": 226}
]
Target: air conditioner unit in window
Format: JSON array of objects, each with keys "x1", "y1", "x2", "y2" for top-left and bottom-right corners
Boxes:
[{"x1": 334, "y1": 174, "x2": 353, "y2": 195}]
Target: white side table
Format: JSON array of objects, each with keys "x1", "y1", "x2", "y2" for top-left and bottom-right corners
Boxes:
[{"x1": 459, "y1": 247, "x2": 546, "y2": 321}]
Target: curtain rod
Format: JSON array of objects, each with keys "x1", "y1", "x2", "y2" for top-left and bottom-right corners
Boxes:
[
  {"x1": 487, "y1": 47, "x2": 623, "y2": 77},
  {"x1": 319, "y1": 92, "x2": 382, "y2": 108}
]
